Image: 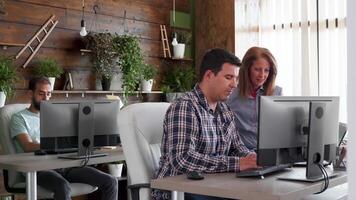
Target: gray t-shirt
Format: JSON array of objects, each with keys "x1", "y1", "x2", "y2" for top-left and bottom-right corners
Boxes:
[
  {"x1": 226, "y1": 86, "x2": 282, "y2": 151},
  {"x1": 10, "y1": 109, "x2": 40, "y2": 153}
]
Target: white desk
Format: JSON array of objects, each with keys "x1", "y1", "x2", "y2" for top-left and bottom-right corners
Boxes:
[
  {"x1": 151, "y1": 168, "x2": 347, "y2": 200},
  {"x1": 0, "y1": 148, "x2": 125, "y2": 200}
]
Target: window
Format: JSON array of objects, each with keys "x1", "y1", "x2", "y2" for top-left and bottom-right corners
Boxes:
[{"x1": 235, "y1": 0, "x2": 347, "y2": 122}]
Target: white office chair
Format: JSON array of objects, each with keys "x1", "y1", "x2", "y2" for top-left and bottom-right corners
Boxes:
[
  {"x1": 0, "y1": 104, "x2": 98, "y2": 199},
  {"x1": 118, "y1": 102, "x2": 184, "y2": 200}
]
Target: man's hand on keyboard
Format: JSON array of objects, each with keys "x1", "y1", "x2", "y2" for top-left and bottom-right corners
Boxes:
[{"x1": 239, "y1": 153, "x2": 260, "y2": 171}]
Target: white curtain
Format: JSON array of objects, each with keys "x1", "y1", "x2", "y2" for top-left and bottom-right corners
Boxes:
[
  {"x1": 235, "y1": 0, "x2": 347, "y2": 122},
  {"x1": 235, "y1": 0, "x2": 260, "y2": 59},
  {"x1": 318, "y1": 0, "x2": 347, "y2": 122}
]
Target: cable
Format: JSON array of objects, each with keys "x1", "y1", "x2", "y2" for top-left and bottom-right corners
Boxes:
[
  {"x1": 320, "y1": 164, "x2": 329, "y2": 189},
  {"x1": 314, "y1": 163, "x2": 329, "y2": 194},
  {"x1": 321, "y1": 163, "x2": 329, "y2": 192},
  {"x1": 314, "y1": 164, "x2": 326, "y2": 194},
  {"x1": 81, "y1": 146, "x2": 90, "y2": 167}
]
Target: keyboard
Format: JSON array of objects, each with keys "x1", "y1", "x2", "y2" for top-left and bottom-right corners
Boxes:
[
  {"x1": 44, "y1": 148, "x2": 78, "y2": 154},
  {"x1": 236, "y1": 164, "x2": 291, "y2": 178}
]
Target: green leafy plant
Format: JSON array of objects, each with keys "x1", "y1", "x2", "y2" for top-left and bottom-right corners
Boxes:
[
  {"x1": 85, "y1": 32, "x2": 120, "y2": 82},
  {"x1": 33, "y1": 58, "x2": 64, "y2": 78},
  {"x1": 0, "y1": 56, "x2": 18, "y2": 97},
  {"x1": 161, "y1": 67, "x2": 195, "y2": 93},
  {"x1": 113, "y1": 35, "x2": 144, "y2": 96},
  {"x1": 141, "y1": 63, "x2": 158, "y2": 81},
  {"x1": 176, "y1": 30, "x2": 192, "y2": 45}
]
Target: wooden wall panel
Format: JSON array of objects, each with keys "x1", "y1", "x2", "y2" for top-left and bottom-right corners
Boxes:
[
  {"x1": 0, "y1": 0, "x2": 190, "y2": 103},
  {"x1": 1, "y1": 1, "x2": 167, "y2": 41},
  {"x1": 22, "y1": 0, "x2": 190, "y2": 15},
  {"x1": 195, "y1": 0, "x2": 235, "y2": 69}
]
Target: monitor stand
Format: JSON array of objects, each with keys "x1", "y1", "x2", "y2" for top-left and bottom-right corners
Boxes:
[
  {"x1": 278, "y1": 168, "x2": 338, "y2": 182},
  {"x1": 278, "y1": 102, "x2": 338, "y2": 182},
  {"x1": 58, "y1": 102, "x2": 107, "y2": 160}
]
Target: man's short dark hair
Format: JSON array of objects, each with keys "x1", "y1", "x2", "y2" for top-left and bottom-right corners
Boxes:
[
  {"x1": 199, "y1": 48, "x2": 241, "y2": 82},
  {"x1": 28, "y1": 77, "x2": 51, "y2": 92}
]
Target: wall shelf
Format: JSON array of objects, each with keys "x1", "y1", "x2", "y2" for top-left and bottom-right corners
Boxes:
[
  {"x1": 0, "y1": 42, "x2": 25, "y2": 50},
  {"x1": 162, "y1": 57, "x2": 193, "y2": 62},
  {"x1": 52, "y1": 90, "x2": 162, "y2": 98},
  {"x1": 80, "y1": 49, "x2": 92, "y2": 55}
]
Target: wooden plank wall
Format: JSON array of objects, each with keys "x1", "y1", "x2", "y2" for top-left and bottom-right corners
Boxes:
[
  {"x1": 195, "y1": 0, "x2": 235, "y2": 70},
  {"x1": 0, "y1": 0, "x2": 190, "y2": 103}
]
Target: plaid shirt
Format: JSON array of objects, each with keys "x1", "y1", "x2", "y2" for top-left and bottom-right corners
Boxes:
[{"x1": 152, "y1": 86, "x2": 250, "y2": 200}]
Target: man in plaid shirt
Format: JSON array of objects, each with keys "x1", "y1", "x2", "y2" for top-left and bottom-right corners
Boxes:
[{"x1": 152, "y1": 48, "x2": 258, "y2": 200}]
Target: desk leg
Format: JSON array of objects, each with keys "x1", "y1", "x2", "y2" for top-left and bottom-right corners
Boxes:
[
  {"x1": 26, "y1": 171, "x2": 37, "y2": 200},
  {"x1": 171, "y1": 191, "x2": 177, "y2": 200}
]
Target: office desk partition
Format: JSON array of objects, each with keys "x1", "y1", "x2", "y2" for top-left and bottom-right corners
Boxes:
[
  {"x1": 0, "y1": 148, "x2": 125, "y2": 200},
  {"x1": 151, "y1": 168, "x2": 347, "y2": 200}
]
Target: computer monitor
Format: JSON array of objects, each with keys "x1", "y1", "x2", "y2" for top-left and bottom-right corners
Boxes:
[
  {"x1": 40, "y1": 100, "x2": 120, "y2": 159},
  {"x1": 257, "y1": 96, "x2": 339, "y2": 181}
]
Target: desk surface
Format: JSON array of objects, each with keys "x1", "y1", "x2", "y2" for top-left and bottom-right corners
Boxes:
[
  {"x1": 151, "y1": 168, "x2": 347, "y2": 200},
  {"x1": 0, "y1": 148, "x2": 125, "y2": 172}
]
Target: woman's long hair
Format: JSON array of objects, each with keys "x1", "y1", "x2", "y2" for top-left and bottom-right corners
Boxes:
[{"x1": 238, "y1": 47, "x2": 278, "y2": 98}]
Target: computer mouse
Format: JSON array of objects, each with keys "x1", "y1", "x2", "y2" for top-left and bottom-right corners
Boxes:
[
  {"x1": 34, "y1": 149, "x2": 47, "y2": 156},
  {"x1": 186, "y1": 171, "x2": 204, "y2": 180}
]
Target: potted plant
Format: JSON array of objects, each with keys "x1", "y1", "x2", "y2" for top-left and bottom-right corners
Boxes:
[
  {"x1": 140, "y1": 63, "x2": 158, "y2": 92},
  {"x1": 172, "y1": 30, "x2": 192, "y2": 58},
  {"x1": 85, "y1": 32, "x2": 120, "y2": 91},
  {"x1": 113, "y1": 35, "x2": 144, "y2": 99},
  {"x1": 0, "y1": 56, "x2": 17, "y2": 107},
  {"x1": 161, "y1": 66, "x2": 195, "y2": 102},
  {"x1": 32, "y1": 58, "x2": 64, "y2": 91},
  {"x1": 107, "y1": 160, "x2": 126, "y2": 178}
]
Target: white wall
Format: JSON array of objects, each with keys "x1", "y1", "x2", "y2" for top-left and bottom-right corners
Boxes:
[{"x1": 347, "y1": 0, "x2": 355, "y2": 198}]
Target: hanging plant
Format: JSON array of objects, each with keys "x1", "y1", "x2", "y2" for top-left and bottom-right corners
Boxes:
[
  {"x1": 85, "y1": 32, "x2": 121, "y2": 83},
  {"x1": 113, "y1": 35, "x2": 143, "y2": 97}
]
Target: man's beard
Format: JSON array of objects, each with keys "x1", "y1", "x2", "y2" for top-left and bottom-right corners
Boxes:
[{"x1": 32, "y1": 97, "x2": 41, "y2": 111}]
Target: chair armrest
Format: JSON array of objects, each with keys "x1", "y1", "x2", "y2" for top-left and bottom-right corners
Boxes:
[
  {"x1": 3, "y1": 170, "x2": 26, "y2": 193},
  {"x1": 127, "y1": 183, "x2": 151, "y2": 200}
]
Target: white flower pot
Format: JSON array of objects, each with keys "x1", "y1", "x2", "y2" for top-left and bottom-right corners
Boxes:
[
  {"x1": 48, "y1": 77, "x2": 55, "y2": 91},
  {"x1": 0, "y1": 91, "x2": 6, "y2": 108},
  {"x1": 173, "y1": 43, "x2": 185, "y2": 59},
  {"x1": 110, "y1": 73, "x2": 124, "y2": 90},
  {"x1": 141, "y1": 79, "x2": 153, "y2": 92},
  {"x1": 108, "y1": 163, "x2": 123, "y2": 178}
]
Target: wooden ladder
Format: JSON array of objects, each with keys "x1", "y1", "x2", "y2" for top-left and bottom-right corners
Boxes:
[
  {"x1": 160, "y1": 25, "x2": 171, "y2": 58},
  {"x1": 16, "y1": 15, "x2": 59, "y2": 68}
]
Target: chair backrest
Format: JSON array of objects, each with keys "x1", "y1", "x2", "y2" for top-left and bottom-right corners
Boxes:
[
  {"x1": 118, "y1": 102, "x2": 170, "y2": 199},
  {"x1": 0, "y1": 104, "x2": 29, "y2": 155},
  {"x1": 0, "y1": 104, "x2": 99, "y2": 198},
  {"x1": 0, "y1": 104, "x2": 30, "y2": 188}
]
